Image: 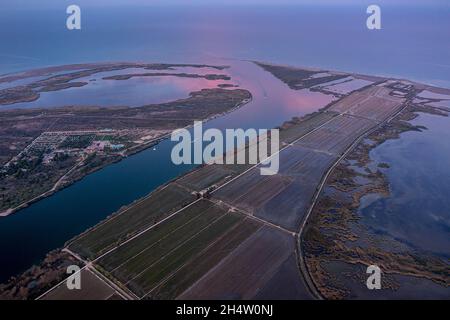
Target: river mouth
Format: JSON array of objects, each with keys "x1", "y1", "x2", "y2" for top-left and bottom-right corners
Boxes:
[{"x1": 0, "y1": 60, "x2": 336, "y2": 283}]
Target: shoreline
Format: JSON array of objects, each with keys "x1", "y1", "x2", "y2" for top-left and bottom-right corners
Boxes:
[
  {"x1": 2, "y1": 61, "x2": 450, "y2": 299},
  {"x1": 253, "y1": 59, "x2": 450, "y2": 95},
  {"x1": 3, "y1": 59, "x2": 450, "y2": 218},
  {"x1": 0, "y1": 95, "x2": 253, "y2": 218},
  {"x1": 302, "y1": 104, "x2": 449, "y2": 299},
  {"x1": 251, "y1": 59, "x2": 450, "y2": 91},
  {"x1": 3, "y1": 58, "x2": 450, "y2": 93}
]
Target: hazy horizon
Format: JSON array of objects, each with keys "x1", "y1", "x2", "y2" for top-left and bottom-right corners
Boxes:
[
  {"x1": 1, "y1": 0, "x2": 449, "y2": 88},
  {"x1": 3, "y1": 0, "x2": 450, "y2": 9}
]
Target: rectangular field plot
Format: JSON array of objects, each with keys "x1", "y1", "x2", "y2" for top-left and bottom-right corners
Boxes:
[
  {"x1": 94, "y1": 200, "x2": 255, "y2": 298},
  {"x1": 255, "y1": 145, "x2": 335, "y2": 231},
  {"x1": 127, "y1": 213, "x2": 244, "y2": 298},
  {"x1": 178, "y1": 164, "x2": 236, "y2": 192},
  {"x1": 253, "y1": 253, "x2": 312, "y2": 300},
  {"x1": 256, "y1": 179, "x2": 327, "y2": 232},
  {"x1": 145, "y1": 219, "x2": 262, "y2": 299},
  {"x1": 213, "y1": 168, "x2": 293, "y2": 215},
  {"x1": 329, "y1": 85, "x2": 381, "y2": 113},
  {"x1": 177, "y1": 140, "x2": 273, "y2": 193},
  {"x1": 329, "y1": 86, "x2": 403, "y2": 121},
  {"x1": 295, "y1": 115, "x2": 373, "y2": 155},
  {"x1": 178, "y1": 226, "x2": 311, "y2": 299},
  {"x1": 68, "y1": 183, "x2": 195, "y2": 260},
  {"x1": 345, "y1": 96, "x2": 402, "y2": 121},
  {"x1": 214, "y1": 168, "x2": 265, "y2": 202},
  {"x1": 277, "y1": 144, "x2": 337, "y2": 180},
  {"x1": 214, "y1": 144, "x2": 337, "y2": 230},
  {"x1": 97, "y1": 199, "x2": 222, "y2": 272},
  {"x1": 321, "y1": 78, "x2": 373, "y2": 95},
  {"x1": 279, "y1": 111, "x2": 337, "y2": 144},
  {"x1": 42, "y1": 269, "x2": 120, "y2": 300}
]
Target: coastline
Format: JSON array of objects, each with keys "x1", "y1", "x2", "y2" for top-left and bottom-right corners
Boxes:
[
  {"x1": 253, "y1": 60, "x2": 450, "y2": 92},
  {"x1": 252, "y1": 60, "x2": 450, "y2": 91},
  {"x1": 2, "y1": 61, "x2": 450, "y2": 299},
  {"x1": 302, "y1": 104, "x2": 450, "y2": 299},
  {"x1": 0, "y1": 94, "x2": 253, "y2": 218}
]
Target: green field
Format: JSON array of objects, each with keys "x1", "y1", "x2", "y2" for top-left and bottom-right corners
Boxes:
[
  {"x1": 68, "y1": 183, "x2": 195, "y2": 259},
  {"x1": 91, "y1": 199, "x2": 256, "y2": 298},
  {"x1": 98, "y1": 200, "x2": 223, "y2": 273},
  {"x1": 149, "y1": 218, "x2": 261, "y2": 299},
  {"x1": 127, "y1": 211, "x2": 245, "y2": 297},
  {"x1": 279, "y1": 111, "x2": 338, "y2": 144}
]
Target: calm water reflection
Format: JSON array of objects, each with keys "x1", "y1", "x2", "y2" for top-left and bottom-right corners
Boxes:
[
  {"x1": 0, "y1": 60, "x2": 335, "y2": 282},
  {"x1": 361, "y1": 113, "x2": 450, "y2": 258}
]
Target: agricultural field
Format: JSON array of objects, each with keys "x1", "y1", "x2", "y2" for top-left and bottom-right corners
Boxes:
[
  {"x1": 177, "y1": 162, "x2": 252, "y2": 193},
  {"x1": 212, "y1": 86, "x2": 402, "y2": 232},
  {"x1": 328, "y1": 86, "x2": 377, "y2": 112},
  {"x1": 213, "y1": 146, "x2": 336, "y2": 231},
  {"x1": 68, "y1": 183, "x2": 195, "y2": 260},
  {"x1": 254, "y1": 178, "x2": 317, "y2": 231},
  {"x1": 129, "y1": 213, "x2": 249, "y2": 299},
  {"x1": 97, "y1": 200, "x2": 226, "y2": 274},
  {"x1": 33, "y1": 69, "x2": 413, "y2": 301},
  {"x1": 178, "y1": 226, "x2": 311, "y2": 299},
  {"x1": 214, "y1": 169, "x2": 271, "y2": 211},
  {"x1": 177, "y1": 165, "x2": 236, "y2": 192},
  {"x1": 278, "y1": 111, "x2": 338, "y2": 144},
  {"x1": 177, "y1": 137, "x2": 279, "y2": 194},
  {"x1": 93, "y1": 199, "x2": 260, "y2": 299},
  {"x1": 317, "y1": 77, "x2": 374, "y2": 95},
  {"x1": 209, "y1": 83, "x2": 406, "y2": 233},
  {"x1": 253, "y1": 254, "x2": 312, "y2": 299},
  {"x1": 220, "y1": 174, "x2": 293, "y2": 216},
  {"x1": 42, "y1": 268, "x2": 122, "y2": 300},
  {"x1": 295, "y1": 115, "x2": 374, "y2": 155},
  {"x1": 255, "y1": 146, "x2": 337, "y2": 230},
  {"x1": 329, "y1": 86, "x2": 403, "y2": 121},
  {"x1": 213, "y1": 143, "x2": 337, "y2": 231},
  {"x1": 149, "y1": 219, "x2": 261, "y2": 299}
]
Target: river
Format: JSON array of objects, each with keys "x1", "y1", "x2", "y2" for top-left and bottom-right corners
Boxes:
[
  {"x1": 0, "y1": 59, "x2": 335, "y2": 283},
  {"x1": 1, "y1": 1, "x2": 449, "y2": 283}
]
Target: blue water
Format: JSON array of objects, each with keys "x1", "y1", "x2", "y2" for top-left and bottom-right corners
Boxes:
[
  {"x1": 362, "y1": 113, "x2": 450, "y2": 258},
  {"x1": 0, "y1": 59, "x2": 334, "y2": 283},
  {"x1": 0, "y1": 2, "x2": 449, "y2": 283},
  {"x1": 1, "y1": 3, "x2": 449, "y2": 87},
  {"x1": 3, "y1": 67, "x2": 230, "y2": 109}
]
